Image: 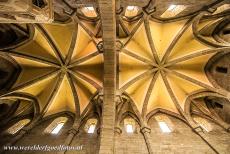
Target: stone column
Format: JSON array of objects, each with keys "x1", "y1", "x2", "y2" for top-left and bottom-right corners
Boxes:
[
  {"x1": 114, "y1": 126, "x2": 122, "y2": 135},
  {"x1": 98, "y1": 0, "x2": 116, "y2": 153},
  {"x1": 57, "y1": 120, "x2": 81, "y2": 154},
  {"x1": 193, "y1": 126, "x2": 219, "y2": 154},
  {"x1": 113, "y1": 127, "x2": 122, "y2": 154},
  {"x1": 140, "y1": 127, "x2": 154, "y2": 154}
]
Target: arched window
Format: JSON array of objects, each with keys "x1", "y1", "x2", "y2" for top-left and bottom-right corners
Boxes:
[
  {"x1": 7, "y1": 119, "x2": 31, "y2": 134},
  {"x1": 193, "y1": 117, "x2": 213, "y2": 132},
  {"x1": 213, "y1": 4, "x2": 230, "y2": 14},
  {"x1": 125, "y1": 6, "x2": 139, "y2": 17},
  {"x1": 44, "y1": 117, "x2": 68, "y2": 134},
  {"x1": 32, "y1": 0, "x2": 46, "y2": 8},
  {"x1": 84, "y1": 118, "x2": 98, "y2": 134},
  {"x1": 81, "y1": 7, "x2": 97, "y2": 18},
  {"x1": 155, "y1": 115, "x2": 173, "y2": 133},
  {"x1": 124, "y1": 118, "x2": 135, "y2": 133},
  {"x1": 160, "y1": 5, "x2": 187, "y2": 18},
  {"x1": 216, "y1": 66, "x2": 228, "y2": 74},
  {"x1": 205, "y1": 53, "x2": 230, "y2": 91}
]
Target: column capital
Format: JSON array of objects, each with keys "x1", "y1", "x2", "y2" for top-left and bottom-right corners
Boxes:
[
  {"x1": 114, "y1": 126, "x2": 122, "y2": 134},
  {"x1": 140, "y1": 127, "x2": 151, "y2": 134},
  {"x1": 116, "y1": 40, "x2": 123, "y2": 51},
  {"x1": 68, "y1": 128, "x2": 79, "y2": 135},
  {"x1": 193, "y1": 126, "x2": 203, "y2": 133},
  {"x1": 97, "y1": 41, "x2": 104, "y2": 53}
]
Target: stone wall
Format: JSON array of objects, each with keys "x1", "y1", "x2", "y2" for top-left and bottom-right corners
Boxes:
[
  {"x1": 192, "y1": 115, "x2": 230, "y2": 154},
  {"x1": 1, "y1": 112, "x2": 230, "y2": 154},
  {"x1": 206, "y1": 53, "x2": 230, "y2": 91},
  {"x1": 5, "y1": 114, "x2": 73, "y2": 154},
  {"x1": 67, "y1": 125, "x2": 100, "y2": 154},
  {"x1": 148, "y1": 113, "x2": 214, "y2": 154},
  {"x1": 114, "y1": 122, "x2": 149, "y2": 154}
]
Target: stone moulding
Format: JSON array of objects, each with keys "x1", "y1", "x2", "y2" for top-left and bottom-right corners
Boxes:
[{"x1": 0, "y1": 0, "x2": 53, "y2": 23}]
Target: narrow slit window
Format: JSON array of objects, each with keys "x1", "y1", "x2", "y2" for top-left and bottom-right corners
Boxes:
[
  {"x1": 216, "y1": 66, "x2": 228, "y2": 73},
  {"x1": 81, "y1": 7, "x2": 97, "y2": 18},
  {"x1": 126, "y1": 124, "x2": 134, "y2": 133},
  {"x1": 32, "y1": 0, "x2": 46, "y2": 8},
  {"x1": 88, "y1": 124, "x2": 96, "y2": 133},
  {"x1": 213, "y1": 4, "x2": 230, "y2": 14},
  {"x1": 155, "y1": 115, "x2": 173, "y2": 133},
  {"x1": 161, "y1": 5, "x2": 186, "y2": 18},
  {"x1": 125, "y1": 6, "x2": 139, "y2": 17},
  {"x1": 44, "y1": 117, "x2": 68, "y2": 134},
  {"x1": 124, "y1": 118, "x2": 135, "y2": 133},
  {"x1": 84, "y1": 118, "x2": 98, "y2": 134},
  {"x1": 193, "y1": 117, "x2": 212, "y2": 132},
  {"x1": 158, "y1": 121, "x2": 171, "y2": 133},
  {"x1": 7, "y1": 119, "x2": 30, "y2": 134},
  {"x1": 215, "y1": 102, "x2": 223, "y2": 108},
  {"x1": 199, "y1": 123, "x2": 210, "y2": 132},
  {"x1": 223, "y1": 29, "x2": 230, "y2": 35},
  {"x1": 51, "y1": 122, "x2": 64, "y2": 134}
]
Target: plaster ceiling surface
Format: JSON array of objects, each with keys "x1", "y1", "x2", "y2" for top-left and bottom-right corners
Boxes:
[
  {"x1": 0, "y1": 2, "x2": 229, "y2": 119},
  {"x1": 0, "y1": 20, "x2": 103, "y2": 117},
  {"x1": 119, "y1": 15, "x2": 230, "y2": 117}
]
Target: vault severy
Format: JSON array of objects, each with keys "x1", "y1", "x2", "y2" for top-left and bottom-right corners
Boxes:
[
  {"x1": 119, "y1": 15, "x2": 230, "y2": 118},
  {"x1": 0, "y1": 20, "x2": 103, "y2": 118},
  {"x1": 0, "y1": 1, "x2": 229, "y2": 123}
]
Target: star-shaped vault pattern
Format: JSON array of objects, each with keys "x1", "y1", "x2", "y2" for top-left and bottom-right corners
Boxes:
[
  {"x1": 119, "y1": 16, "x2": 230, "y2": 118},
  {"x1": 0, "y1": 20, "x2": 103, "y2": 117}
]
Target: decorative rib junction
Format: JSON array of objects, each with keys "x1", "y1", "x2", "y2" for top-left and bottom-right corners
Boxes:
[
  {"x1": 0, "y1": 19, "x2": 103, "y2": 118},
  {"x1": 119, "y1": 12, "x2": 230, "y2": 120}
]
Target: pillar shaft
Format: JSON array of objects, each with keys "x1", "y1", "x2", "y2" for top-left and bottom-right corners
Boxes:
[
  {"x1": 98, "y1": 0, "x2": 116, "y2": 153},
  {"x1": 193, "y1": 127, "x2": 219, "y2": 154},
  {"x1": 141, "y1": 127, "x2": 154, "y2": 154}
]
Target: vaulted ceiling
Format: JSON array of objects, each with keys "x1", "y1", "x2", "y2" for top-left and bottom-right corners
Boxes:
[
  {"x1": 0, "y1": 21, "x2": 103, "y2": 118},
  {"x1": 119, "y1": 14, "x2": 230, "y2": 118},
  {"x1": 0, "y1": 0, "x2": 229, "y2": 122}
]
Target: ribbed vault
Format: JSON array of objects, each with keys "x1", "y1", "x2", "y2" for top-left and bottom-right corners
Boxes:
[
  {"x1": 0, "y1": 1, "x2": 230, "y2": 154},
  {"x1": 119, "y1": 13, "x2": 230, "y2": 120},
  {"x1": 0, "y1": 19, "x2": 103, "y2": 118},
  {"x1": 0, "y1": 3, "x2": 229, "y2": 124}
]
